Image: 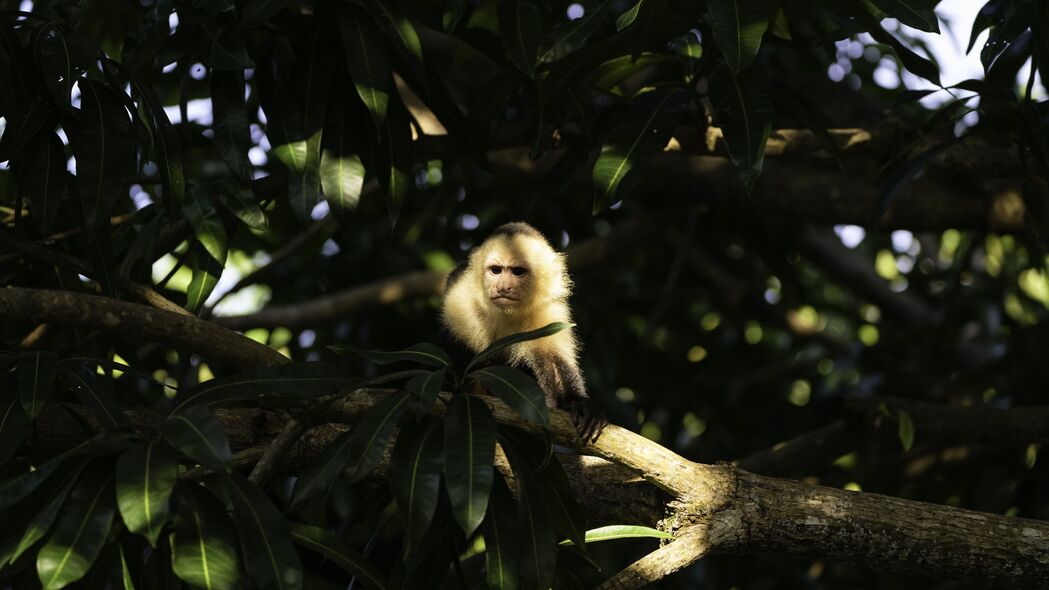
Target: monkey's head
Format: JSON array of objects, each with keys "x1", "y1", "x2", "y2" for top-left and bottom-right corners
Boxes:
[{"x1": 470, "y1": 222, "x2": 570, "y2": 314}]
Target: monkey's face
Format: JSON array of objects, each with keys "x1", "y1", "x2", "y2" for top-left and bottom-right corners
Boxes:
[{"x1": 481, "y1": 250, "x2": 532, "y2": 313}]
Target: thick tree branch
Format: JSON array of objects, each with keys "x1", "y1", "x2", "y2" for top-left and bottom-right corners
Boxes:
[{"x1": 0, "y1": 288, "x2": 285, "y2": 368}]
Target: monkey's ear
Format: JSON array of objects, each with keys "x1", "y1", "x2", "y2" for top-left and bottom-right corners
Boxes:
[{"x1": 464, "y1": 322, "x2": 573, "y2": 373}]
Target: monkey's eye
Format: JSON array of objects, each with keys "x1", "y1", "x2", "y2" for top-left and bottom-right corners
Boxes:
[
  {"x1": 489, "y1": 266, "x2": 502, "y2": 275},
  {"x1": 511, "y1": 267, "x2": 528, "y2": 277}
]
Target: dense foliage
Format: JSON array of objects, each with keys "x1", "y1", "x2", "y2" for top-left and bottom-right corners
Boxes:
[{"x1": 1, "y1": 0, "x2": 1048, "y2": 588}]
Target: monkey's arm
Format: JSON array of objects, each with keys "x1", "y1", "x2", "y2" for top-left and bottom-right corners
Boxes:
[{"x1": 532, "y1": 353, "x2": 607, "y2": 444}]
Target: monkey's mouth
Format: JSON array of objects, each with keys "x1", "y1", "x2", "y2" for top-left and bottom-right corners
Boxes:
[{"x1": 490, "y1": 295, "x2": 519, "y2": 304}]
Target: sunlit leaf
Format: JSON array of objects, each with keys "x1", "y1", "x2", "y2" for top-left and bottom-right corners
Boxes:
[
  {"x1": 171, "y1": 484, "x2": 240, "y2": 590},
  {"x1": 116, "y1": 441, "x2": 177, "y2": 546},
  {"x1": 538, "y1": 1, "x2": 609, "y2": 65},
  {"x1": 9, "y1": 470, "x2": 81, "y2": 564},
  {"x1": 216, "y1": 178, "x2": 267, "y2": 230},
  {"x1": 558, "y1": 524, "x2": 673, "y2": 545},
  {"x1": 37, "y1": 470, "x2": 115, "y2": 590},
  {"x1": 593, "y1": 88, "x2": 688, "y2": 211},
  {"x1": 338, "y1": 4, "x2": 390, "y2": 129},
  {"x1": 898, "y1": 410, "x2": 915, "y2": 452},
  {"x1": 616, "y1": 0, "x2": 644, "y2": 30},
  {"x1": 389, "y1": 418, "x2": 443, "y2": 553},
  {"x1": 352, "y1": 0, "x2": 424, "y2": 68},
  {"x1": 444, "y1": 394, "x2": 496, "y2": 536}
]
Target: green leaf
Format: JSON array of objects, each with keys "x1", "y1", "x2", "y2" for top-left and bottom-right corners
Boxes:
[
  {"x1": 61, "y1": 367, "x2": 130, "y2": 430},
  {"x1": 18, "y1": 351, "x2": 57, "y2": 419},
  {"x1": 869, "y1": 0, "x2": 940, "y2": 33},
  {"x1": 221, "y1": 473, "x2": 304, "y2": 590},
  {"x1": 333, "y1": 343, "x2": 452, "y2": 368},
  {"x1": 499, "y1": 0, "x2": 543, "y2": 76},
  {"x1": 344, "y1": 391, "x2": 411, "y2": 483},
  {"x1": 388, "y1": 418, "x2": 443, "y2": 554},
  {"x1": 443, "y1": 394, "x2": 496, "y2": 536},
  {"x1": 338, "y1": 4, "x2": 391, "y2": 129},
  {"x1": 183, "y1": 195, "x2": 229, "y2": 270},
  {"x1": 898, "y1": 410, "x2": 915, "y2": 452},
  {"x1": 0, "y1": 99, "x2": 52, "y2": 163},
  {"x1": 0, "y1": 395, "x2": 29, "y2": 466},
  {"x1": 708, "y1": 0, "x2": 771, "y2": 71},
  {"x1": 465, "y1": 322, "x2": 571, "y2": 374},
  {"x1": 216, "y1": 178, "x2": 267, "y2": 230},
  {"x1": 170, "y1": 363, "x2": 354, "y2": 414},
  {"x1": 37, "y1": 470, "x2": 116, "y2": 590},
  {"x1": 24, "y1": 132, "x2": 66, "y2": 235},
  {"x1": 376, "y1": 96, "x2": 413, "y2": 226},
  {"x1": 501, "y1": 436, "x2": 556, "y2": 590},
  {"x1": 538, "y1": 1, "x2": 609, "y2": 65},
  {"x1": 592, "y1": 88, "x2": 688, "y2": 211},
  {"x1": 116, "y1": 441, "x2": 178, "y2": 546},
  {"x1": 405, "y1": 368, "x2": 445, "y2": 415},
  {"x1": 211, "y1": 71, "x2": 253, "y2": 183},
  {"x1": 36, "y1": 26, "x2": 96, "y2": 108},
  {"x1": 320, "y1": 151, "x2": 365, "y2": 225},
  {"x1": 469, "y1": 366, "x2": 549, "y2": 426},
  {"x1": 0, "y1": 433, "x2": 131, "y2": 512},
  {"x1": 856, "y1": 11, "x2": 941, "y2": 85},
  {"x1": 288, "y1": 523, "x2": 388, "y2": 590},
  {"x1": 185, "y1": 249, "x2": 222, "y2": 314},
  {"x1": 288, "y1": 428, "x2": 355, "y2": 510},
  {"x1": 171, "y1": 485, "x2": 240, "y2": 590},
  {"x1": 501, "y1": 428, "x2": 585, "y2": 549},
  {"x1": 558, "y1": 524, "x2": 672, "y2": 545},
  {"x1": 75, "y1": 79, "x2": 133, "y2": 236},
  {"x1": 615, "y1": 0, "x2": 644, "y2": 30},
  {"x1": 9, "y1": 470, "x2": 81, "y2": 565},
  {"x1": 482, "y1": 475, "x2": 520, "y2": 590},
  {"x1": 353, "y1": 0, "x2": 424, "y2": 68},
  {"x1": 709, "y1": 63, "x2": 772, "y2": 191},
  {"x1": 242, "y1": 0, "x2": 294, "y2": 22},
  {"x1": 203, "y1": 23, "x2": 253, "y2": 70},
  {"x1": 161, "y1": 406, "x2": 232, "y2": 470},
  {"x1": 132, "y1": 81, "x2": 185, "y2": 217}
]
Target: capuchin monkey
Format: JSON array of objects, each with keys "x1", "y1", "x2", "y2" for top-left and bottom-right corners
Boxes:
[{"x1": 442, "y1": 222, "x2": 608, "y2": 443}]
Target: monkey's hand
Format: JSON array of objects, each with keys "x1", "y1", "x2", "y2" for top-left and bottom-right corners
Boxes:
[{"x1": 564, "y1": 397, "x2": 608, "y2": 445}]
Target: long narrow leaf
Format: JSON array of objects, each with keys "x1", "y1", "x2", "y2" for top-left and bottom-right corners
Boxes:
[
  {"x1": 221, "y1": 473, "x2": 303, "y2": 590},
  {"x1": 465, "y1": 322, "x2": 571, "y2": 374},
  {"x1": 288, "y1": 428, "x2": 356, "y2": 510},
  {"x1": 469, "y1": 366, "x2": 548, "y2": 426},
  {"x1": 115, "y1": 441, "x2": 177, "y2": 546},
  {"x1": 388, "y1": 418, "x2": 443, "y2": 553},
  {"x1": 558, "y1": 525, "x2": 672, "y2": 545},
  {"x1": 171, "y1": 484, "x2": 240, "y2": 590},
  {"x1": 443, "y1": 394, "x2": 496, "y2": 536},
  {"x1": 499, "y1": 0, "x2": 543, "y2": 76},
  {"x1": 170, "y1": 363, "x2": 355, "y2": 414},
  {"x1": 0, "y1": 395, "x2": 28, "y2": 465},
  {"x1": 289, "y1": 523, "x2": 388, "y2": 589},
  {"x1": 36, "y1": 470, "x2": 116, "y2": 590},
  {"x1": 18, "y1": 351, "x2": 57, "y2": 419},
  {"x1": 75, "y1": 79, "x2": 133, "y2": 237},
  {"x1": 161, "y1": 406, "x2": 232, "y2": 470},
  {"x1": 482, "y1": 476, "x2": 520, "y2": 590},
  {"x1": 708, "y1": 63, "x2": 772, "y2": 192},
  {"x1": 708, "y1": 0, "x2": 771, "y2": 72},
  {"x1": 338, "y1": 4, "x2": 390, "y2": 129},
  {"x1": 344, "y1": 391, "x2": 411, "y2": 483}
]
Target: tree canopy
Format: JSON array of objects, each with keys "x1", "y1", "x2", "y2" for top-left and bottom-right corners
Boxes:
[{"x1": 1, "y1": 0, "x2": 1049, "y2": 588}]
